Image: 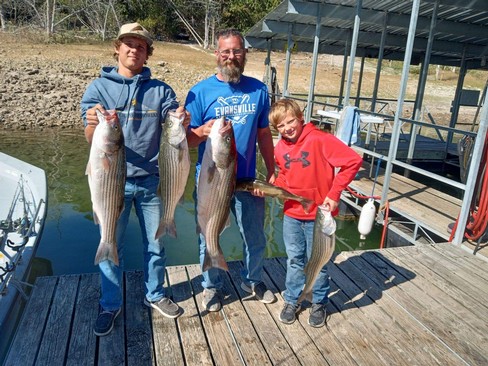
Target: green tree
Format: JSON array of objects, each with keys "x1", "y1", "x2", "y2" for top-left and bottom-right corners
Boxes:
[{"x1": 220, "y1": 0, "x2": 280, "y2": 32}]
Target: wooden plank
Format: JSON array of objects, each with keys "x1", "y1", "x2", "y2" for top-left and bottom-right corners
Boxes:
[
  {"x1": 167, "y1": 265, "x2": 213, "y2": 366},
  {"x1": 227, "y1": 260, "x2": 301, "y2": 366},
  {"x1": 326, "y1": 277, "x2": 402, "y2": 366},
  {"x1": 218, "y1": 263, "x2": 272, "y2": 366},
  {"x1": 324, "y1": 257, "x2": 412, "y2": 365},
  {"x1": 125, "y1": 271, "x2": 154, "y2": 366},
  {"x1": 378, "y1": 247, "x2": 488, "y2": 365},
  {"x1": 149, "y1": 269, "x2": 183, "y2": 366},
  {"x1": 66, "y1": 273, "x2": 100, "y2": 366},
  {"x1": 265, "y1": 258, "x2": 358, "y2": 365},
  {"x1": 394, "y1": 246, "x2": 488, "y2": 310},
  {"x1": 431, "y1": 244, "x2": 488, "y2": 280},
  {"x1": 97, "y1": 273, "x2": 126, "y2": 366},
  {"x1": 372, "y1": 246, "x2": 488, "y2": 329},
  {"x1": 413, "y1": 245, "x2": 488, "y2": 296},
  {"x1": 36, "y1": 275, "x2": 79, "y2": 365},
  {"x1": 5, "y1": 252, "x2": 488, "y2": 366},
  {"x1": 4, "y1": 276, "x2": 57, "y2": 366},
  {"x1": 344, "y1": 250, "x2": 468, "y2": 365},
  {"x1": 462, "y1": 240, "x2": 488, "y2": 259},
  {"x1": 186, "y1": 265, "x2": 242, "y2": 366},
  {"x1": 387, "y1": 246, "x2": 488, "y2": 319}
]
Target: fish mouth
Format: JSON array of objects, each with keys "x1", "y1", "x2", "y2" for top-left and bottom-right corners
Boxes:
[{"x1": 218, "y1": 119, "x2": 233, "y2": 135}]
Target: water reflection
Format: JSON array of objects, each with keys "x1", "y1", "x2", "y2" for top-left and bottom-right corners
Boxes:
[{"x1": 0, "y1": 129, "x2": 379, "y2": 275}]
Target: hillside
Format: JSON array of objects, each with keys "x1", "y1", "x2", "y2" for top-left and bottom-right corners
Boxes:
[{"x1": 0, "y1": 32, "x2": 485, "y2": 130}]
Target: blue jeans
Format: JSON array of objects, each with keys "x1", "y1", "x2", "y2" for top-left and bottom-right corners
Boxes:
[
  {"x1": 283, "y1": 215, "x2": 330, "y2": 305},
  {"x1": 194, "y1": 189, "x2": 267, "y2": 289},
  {"x1": 99, "y1": 175, "x2": 166, "y2": 310}
]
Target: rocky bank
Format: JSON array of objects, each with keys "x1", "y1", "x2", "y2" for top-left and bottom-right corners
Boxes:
[
  {"x1": 1, "y1": 32, "x2": 480, "y2": 131},
  {"x1": 0, "y1": 38, "x2": 211, "y2": 130}
]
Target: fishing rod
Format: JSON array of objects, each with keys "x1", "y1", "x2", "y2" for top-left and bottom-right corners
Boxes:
[
  {"x1": 17, "y1": 175, "x2": 31, "y2": 236},
  {"x1": 0, "y1": 176, "x2": 23, "y2": 232}
]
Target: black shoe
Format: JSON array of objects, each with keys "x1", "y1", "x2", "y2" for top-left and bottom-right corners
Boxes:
[
  {"x1": 144, "y1": 297, "x2": 181, "y2": 318},
  {"x1": 279, "y1": 303, "x2": 300, "y2": 324},
  {"x1": 308, "y1": 303, "x2": 327, "y2": 328},
  {"x1": 241, "y1": 282, "x2": 276, "y2": 304},
  {"x1": 94, "y1": 307, "x2": 121, "y2": 336}
]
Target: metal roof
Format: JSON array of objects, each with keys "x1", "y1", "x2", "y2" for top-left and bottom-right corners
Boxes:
[{"x1": 245, "y1": 0, "x2": 488, "y2": 69}]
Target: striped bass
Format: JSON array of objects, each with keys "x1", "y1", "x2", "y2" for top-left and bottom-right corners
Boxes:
[
  {"x1": 297, "y1": 207, "x2": 335, "y2": 304},
  {"x1": 86, "y1": 110, "x2": 126, "y2": 265},
  {"x1": 155, "y1": 111, "x2": 190, "y2": 239},
  {"x1": 197, "y1": 116, "x2": 236, "y2": 272},
  {"x1": 235, "y1": 178, "x2": 314, "y2": 214}
]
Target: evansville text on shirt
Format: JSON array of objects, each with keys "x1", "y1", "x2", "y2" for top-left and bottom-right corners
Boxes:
[{"x1": 215, "y1": 103, "x2": 257, "y2": 118}]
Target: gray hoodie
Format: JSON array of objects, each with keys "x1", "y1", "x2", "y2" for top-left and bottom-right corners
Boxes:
[{"x1": 81, "y1": 66, "x2": 179, "y2": 177}]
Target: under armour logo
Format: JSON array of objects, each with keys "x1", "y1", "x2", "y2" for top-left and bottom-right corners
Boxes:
[{"x1": 283, "y1": 152, "x2": 310, "y2": 169}]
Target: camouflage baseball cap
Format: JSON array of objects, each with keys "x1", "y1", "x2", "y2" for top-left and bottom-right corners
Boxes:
[{"x1": 117, "y1": 22, "x2": 153, "y2": 46}]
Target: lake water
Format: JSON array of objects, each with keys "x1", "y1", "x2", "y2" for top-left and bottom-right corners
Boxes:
[{"x1": 0, "y1": 129, "x2": 381, "y2": 277}]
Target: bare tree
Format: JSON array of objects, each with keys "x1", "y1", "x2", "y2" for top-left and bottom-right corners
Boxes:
[
  {"x1": 6, "y1": 0, "x2": 119, "y2": 38},
  {"x1": 0, "y1": 6, "x2": 5, "y2": 30}
]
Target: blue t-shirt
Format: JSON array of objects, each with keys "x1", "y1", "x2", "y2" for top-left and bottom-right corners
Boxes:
[{"x1": 185, "y1": 74, "x2": 270, "y2": 179}]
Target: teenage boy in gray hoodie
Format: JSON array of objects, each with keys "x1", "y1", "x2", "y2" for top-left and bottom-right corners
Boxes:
[{"x1": 81, "y1": 22, "x2": 190, "y2": 336}]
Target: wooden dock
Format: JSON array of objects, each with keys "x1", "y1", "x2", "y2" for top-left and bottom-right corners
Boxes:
[
  {"x1": 4, "y1": 244, "x2": 488, "y2": 365},
  {"x1": 346, "y1": 164, "x2": 462, "y2": 241},
  {"x1": 344, "y1": 162, "x2": 488, "y2": 258}
]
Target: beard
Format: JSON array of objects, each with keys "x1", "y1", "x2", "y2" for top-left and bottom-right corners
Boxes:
[{"x1": 217, "y1": 57, "x2": 246, "y2": 83}]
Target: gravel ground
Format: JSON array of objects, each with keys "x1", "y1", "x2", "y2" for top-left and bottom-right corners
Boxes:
[
  {"x1": 0, "y1": 34, "x2": 213, "y2": 130},
  {"x1": 0, "y1": 32, "x2": 481, "y2": 131}
]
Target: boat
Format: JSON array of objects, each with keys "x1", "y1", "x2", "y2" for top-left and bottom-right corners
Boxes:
[{"x1": 0, "y1": 153, "x2": 47, "y2": 334}]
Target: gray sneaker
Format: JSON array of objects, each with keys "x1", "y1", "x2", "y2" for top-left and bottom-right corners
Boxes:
[
  {"x1": 308, "y1": 303, "x2": 327, "y2": 328},
  {"x1": 279, "y1": 303, "x2": 300, "y2": 324},
  {"x1": 241, "y1": 282, "x2": 276, "y2": 304},
  {"x1": 144, "y1": 297, "x2": 181, "y2": 319},
  {"x1": 202, "y1": 288, "x2": 221, "y2": 312}
]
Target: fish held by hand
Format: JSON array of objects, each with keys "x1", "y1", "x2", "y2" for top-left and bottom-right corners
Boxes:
[
  {"x1": 197, "y1": 116, "x2": 237, "y2": 272},
  {"x1": 155, "y1": 110, "x2": 191, "y2": 239},
  {"x1": 235, "y1": 178, "x2": 314, "y2": 214},
  {"x1": 86, "y1": 109, "x2": 126, "y2": 265}
]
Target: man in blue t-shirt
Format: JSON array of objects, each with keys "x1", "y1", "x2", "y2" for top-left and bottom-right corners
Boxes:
[{"x1": 185, "y1": 28, "x2": 277, "y2": 311}]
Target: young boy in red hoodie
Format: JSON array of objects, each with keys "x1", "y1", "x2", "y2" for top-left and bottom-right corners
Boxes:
[{"x1": 269, "y1": 99, "x2": 362, "y2": 327}]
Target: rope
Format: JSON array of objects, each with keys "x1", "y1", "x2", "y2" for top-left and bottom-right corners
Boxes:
[
  {"x1": 449, "y1": 130, "x2": 488, "y2": 242},
  {"x1": 378, "y1": 201, "x2": 390, "y2": 249},
  {"x1": 0, "y1": 263, "x2": 16, "y2": 282}
]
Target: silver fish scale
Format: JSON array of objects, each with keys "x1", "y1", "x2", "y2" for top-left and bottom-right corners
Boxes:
[
  {"x1": 198, "y1": 164, "x2": 235, "y2": 245},
  {"x1": 156, "y1": 115, "x2": 190, "y2": 239},
  {"x1": 88, "y1": 113, "x2": 126, "y2": 266},
  {"x1": 94, "y1": 149, "x2": 126, "y2": 243},
  {"x1": 298, "y1": 208, "x2": 335, "y2": 304},
  {"x1": 197, "y1": 117, "x2": 236, "y2": 271}
]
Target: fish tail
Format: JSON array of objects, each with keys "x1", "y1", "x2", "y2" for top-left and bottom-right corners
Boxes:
[
  {"x1": 155, "y1": 219, "x2": 177, "y2": 239},
  {"x1": 301, "y1": 199, "x2": 315, "y2": 214},
  {"x1": 297, "y1": 288, "x2": 313, "y2": 305},
  {"x1": 94, "y1": 241, "x2": 119, "y2": 266},
  {"x1": 202, "y1": 250, "x2": 229, "y2": 272}
]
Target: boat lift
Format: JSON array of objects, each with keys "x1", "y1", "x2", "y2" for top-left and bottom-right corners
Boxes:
[{"x1": 245, "y1": 0, "x2": 488, "y2": 252}]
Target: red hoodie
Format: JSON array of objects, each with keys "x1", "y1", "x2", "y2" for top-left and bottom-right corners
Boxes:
[{"x1": 274, "y1": 123, "x2": 363, "y2": 220}]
